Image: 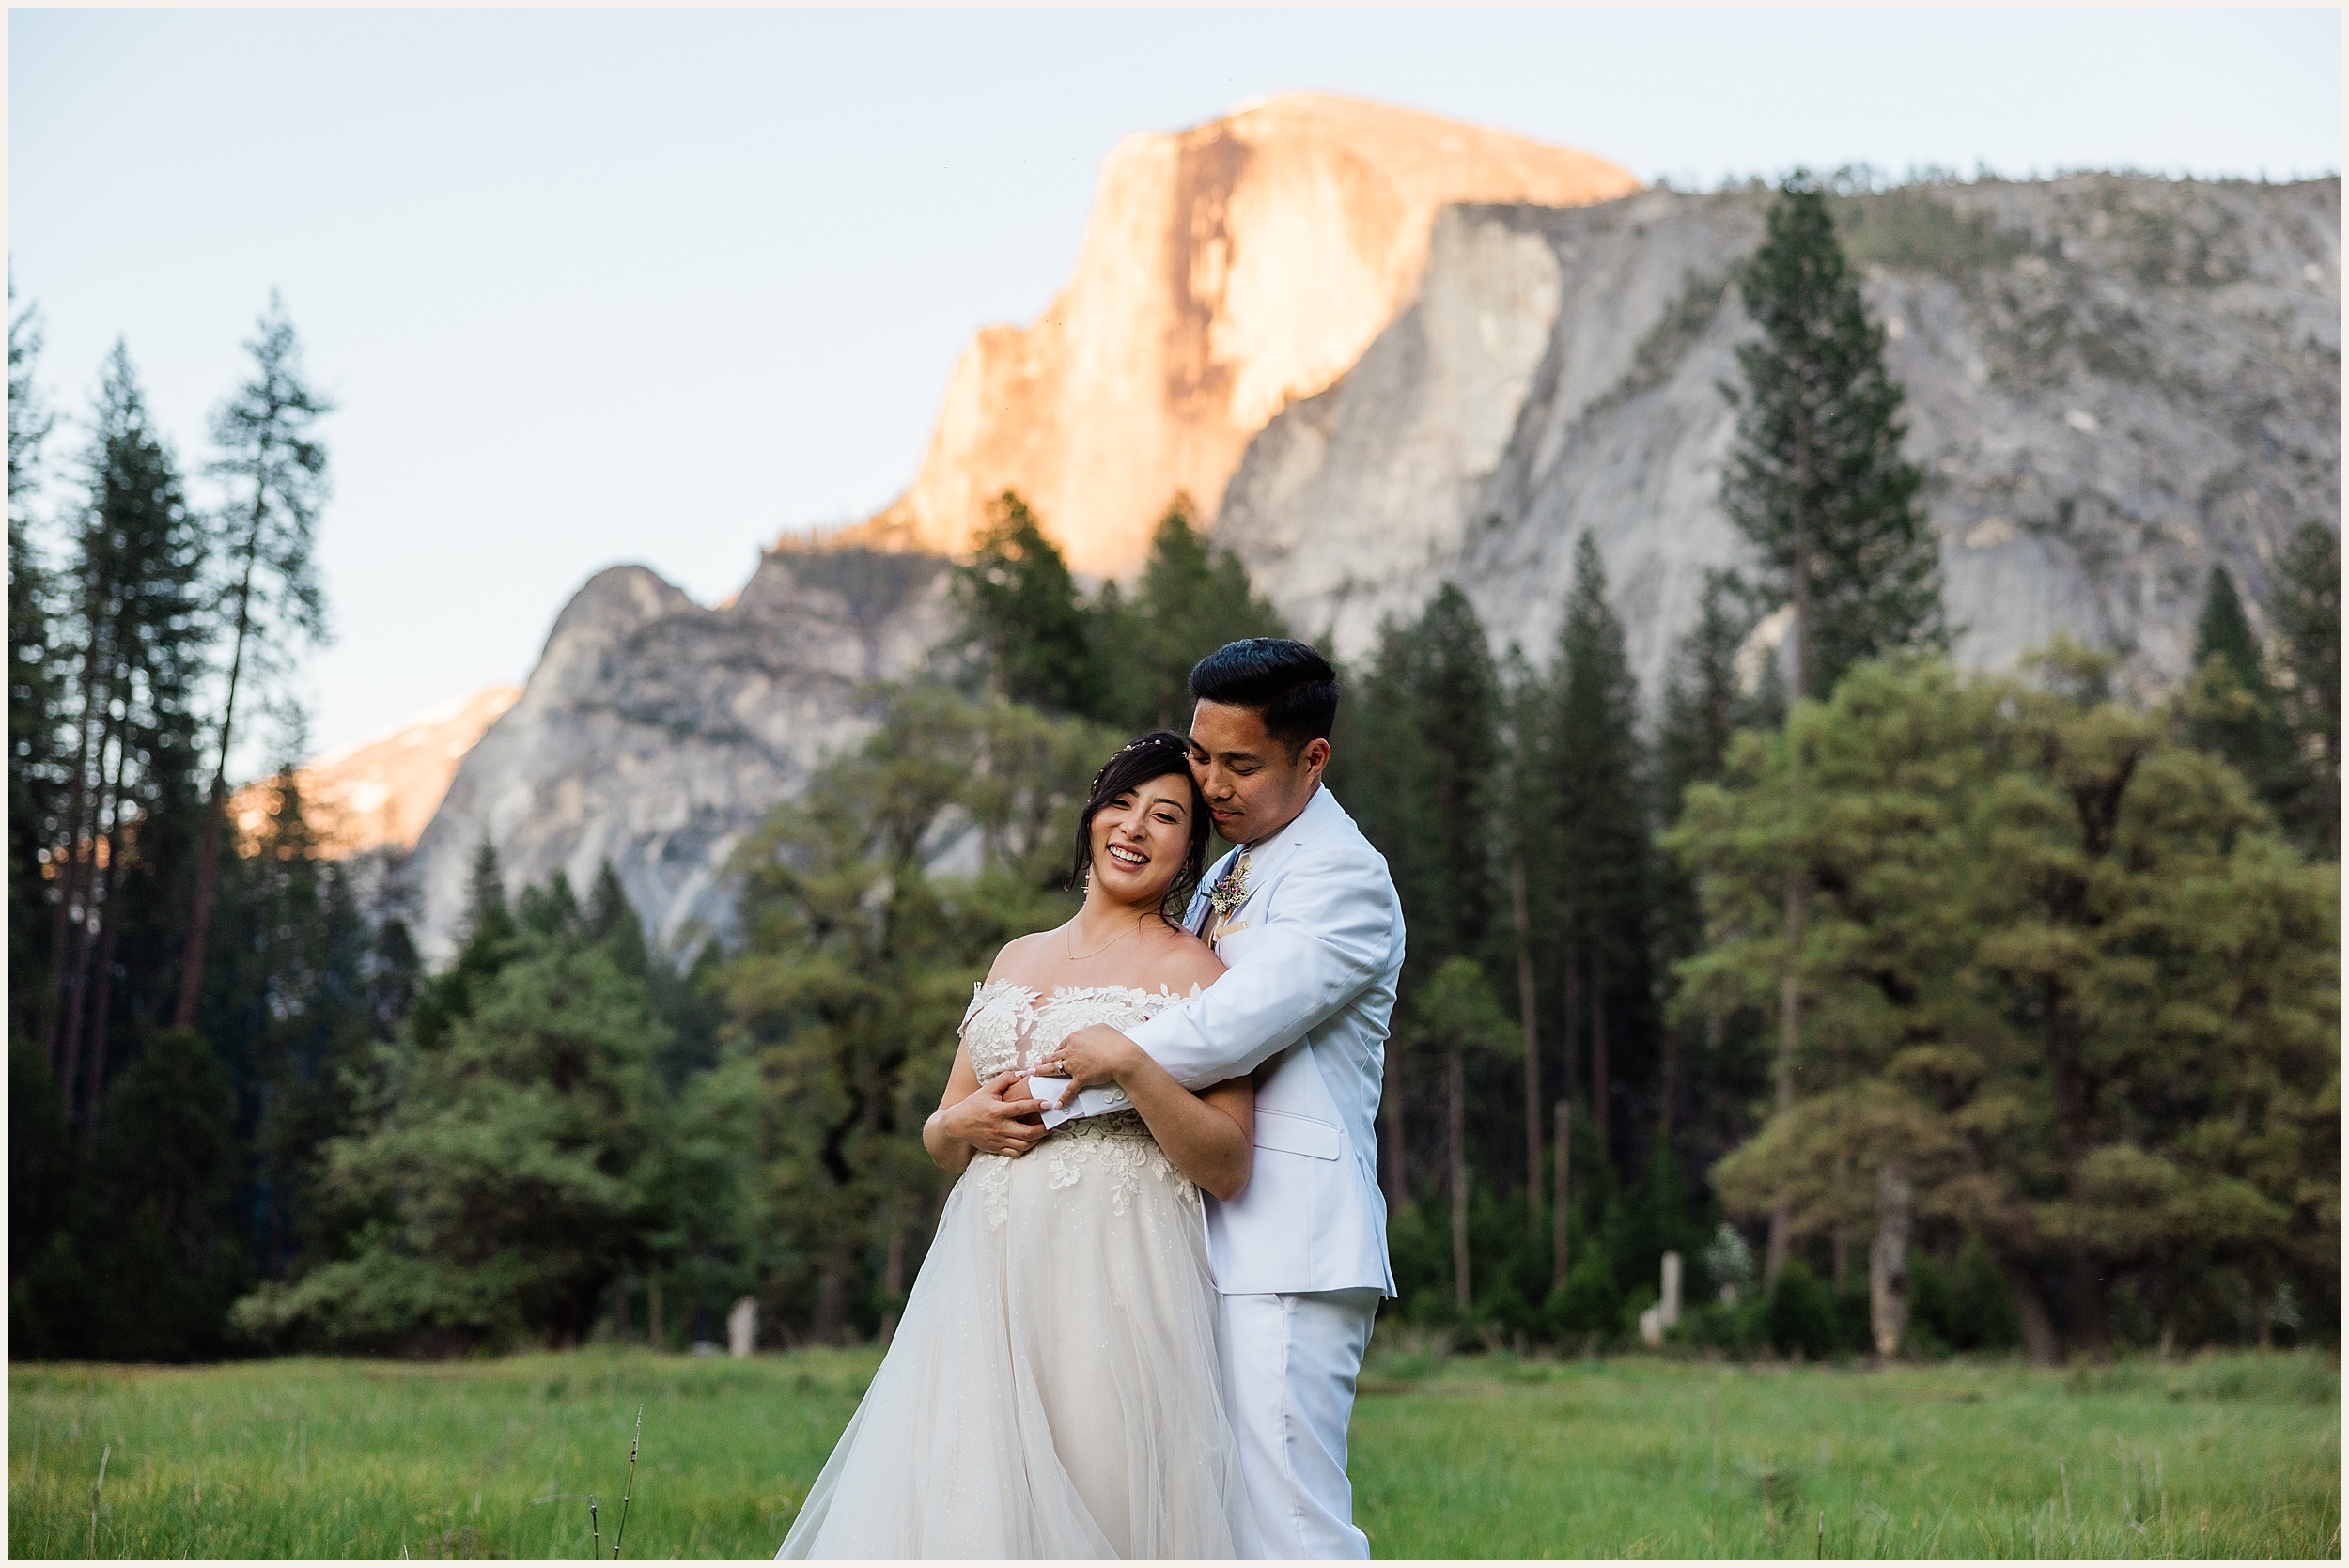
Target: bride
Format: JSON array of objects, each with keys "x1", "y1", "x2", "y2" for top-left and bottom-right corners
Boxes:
[{"x1": 777, "y1": 729, "x2": 1262, "y2": 1560}]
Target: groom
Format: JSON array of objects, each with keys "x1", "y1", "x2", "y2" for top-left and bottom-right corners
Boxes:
[{"x1": 1043, "y1": 637, "x2": 1404, "y2": 1560}]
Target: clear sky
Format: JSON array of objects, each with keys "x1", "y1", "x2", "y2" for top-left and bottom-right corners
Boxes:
[{"x1": 11, "y1": 7, "x2": 2340, "y2": 769}]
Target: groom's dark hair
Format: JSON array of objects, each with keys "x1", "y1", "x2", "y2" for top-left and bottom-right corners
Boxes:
[{"x1": 1188, "y1": 638, "x2": 1339, "y2": 753}]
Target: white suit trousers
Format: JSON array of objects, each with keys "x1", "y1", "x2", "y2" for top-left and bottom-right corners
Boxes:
[{"x1": 1216, "y1": 1287, "x2": 1382, "y2": 1560}]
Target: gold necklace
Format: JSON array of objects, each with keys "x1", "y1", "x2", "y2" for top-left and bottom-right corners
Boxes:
[{"x1": 1065, "y1": 916, "x2": 1146, "y2": 962}]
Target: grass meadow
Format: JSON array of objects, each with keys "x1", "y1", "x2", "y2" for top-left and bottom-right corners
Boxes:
[{"x1": 8, "y1": 1343, "x2": 2338, "y2": 1559}]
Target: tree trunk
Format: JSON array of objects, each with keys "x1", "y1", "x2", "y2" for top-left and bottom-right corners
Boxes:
[
  {"x1": 1769, "y1": 498, "x2": 1812, "y2": 1287},
  {"x1": 1831, "y1": 1220, "x2": 1849, "y2": 1284},
  {"x1": 40, "y1": 615, "x2": 106, "y2": 1069},
  {"x1": 1589, "y1": 950, "x2": 1610, "y2": 1167},
  {"x1": 1868, "y1": 1162, "x2": 1911, "y2": 1358},
  {"x1": 648, "y1": 1279, "x2": 664, "y2": 1349},
  {"x1": 1658, "y1": 1019, "x2": 1680, "y2": 1140},
  {"x1": 1449, "y1": 1043, "x2": 1470, "y2": 1312},
  {"x1": 1561, "y1": 937, "x2": 1580, "y2": 1121},
  {"x1": 2046, "y1": 980, "x2": 2111, "y2": 1361},
  {"x1": 1511, "y1": 858, "x2": 1542, "y2": 1236},
  {"x1": 55, "y1": 708, "x2": 126, "y2": 1127},
  {"x1": 78, "y1": 891, "x2": 121, "y2": 1154},
  {"x1": 2001, "y1": 1260, "x2": 2063, "y2": 1367},
  {"x1": 1766, "y1": 870, "x2": 1807, "y2": 1286},
  {"x1": 812, "y1": 1259, "x2": 848, "y2": 1346},
  {"x1": 1552, "y1": 1099, "x2": 1571, "y2": 1290},
  {"x1": 175, "y1": 524, "x2": 265, "y2": 1031}
]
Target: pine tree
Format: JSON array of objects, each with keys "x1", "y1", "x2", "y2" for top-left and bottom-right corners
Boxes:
[
  {"x1": 952, "y1": 492, "x2": 1100, "y2": 718},
  {"x1": 1096, "y1": 497, "x2": 1286, "y2": 731},
  {"x1": 2269, "y1": 522, "x2": 2341, "y2": 857},
  {"x1": 231, "y1": 902, "x2": 677, "y2": 1352},
  {"x1": 1721, "y1": 174, "x2": 1943, "y2": 1279},
  {"x1": 406, "y1": 838, "x2": 518, "y2": 1054},
  {"x1": 1496, "y1": 649, "x2": 1552, "y2": 1240},
  {"x1": 1721, "y1": 174, "x2": 1944, "y2": 703},
  {"x1": 43, "y1": 345, "x2": 210, "y2": 1140},
  {"x1": 1405, "y1": 586, "x2": 1503, "y2": 966},
  {"x1": 1653, "y1": 572, "x2": 1769, "y2": 1155},
  {"x1": 1407, "y1": 957, "x2": 1517, "y2": 1312},
  {"x1": 1687, "y1": 650, "x2": 2339, "y2": 1360},
  {"x1": 8, "y1": 274, "x2": 62, "y2": 1051},
  {"x1": 1545, "y1": 535, "x2": 1651, "y2": 1172},
  {"x1": 176, "y1": 296, "x2": 334, "y2": 1029}
]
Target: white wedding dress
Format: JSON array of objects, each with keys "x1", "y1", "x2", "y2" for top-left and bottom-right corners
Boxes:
[{"x1": 776, "y1": 982, "x2": 1260, "y2": 1560}]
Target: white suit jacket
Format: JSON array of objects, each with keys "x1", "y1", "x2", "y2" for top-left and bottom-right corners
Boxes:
[{"x1": 1060, "y1": 785, "x2": 1404, "y2": 1296}]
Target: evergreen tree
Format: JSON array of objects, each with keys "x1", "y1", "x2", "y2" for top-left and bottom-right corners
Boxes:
[
  {"x1": 1545, "y1": 535, "x2": 1652, "y2": 1172},
  {"x1": 1405, "y1": 586, "x2": 1503, "y2": 965},
  {"x1": 232, "y1": 898, "x2": 677, "y2": 1352},
  {"x1": 1496, "y1": 649, "x2": 1553, "y2": 1241},
  {"x1": 1721, "y1": 174, "x2": 1944, "y2": 702},
  {"x1": 42, "y1": 345, "x2": 210, "y2": 1141},
  {"x1": 2185, "y1": 565, "x2": 2302, "y2": 818},
  {"x1": 1653, "y1": 572, "x2": 1773, "y2": 1164},
  {"x1": 1720, "y1": 175, "x2": 1942, "y2": 1277},
  {"x1": 8, "y1": 273, "x2": 62, "y2": 1052},
  {"x1": 407, "y1": 837, "x2": 518, "y2": 1055},
  {"x1": 2268, "y1": 522, "x2": 2341, "y2": 857},
  {"x1": 1096, "y1": 496, "x2": 1286, "y2": 730},
  {"x1": 1407, "y1": 957, "x2": 1517, "y2": 1312},
  {"x1": 14, "y1": 1024, "x2": 251, "y2": 1360},
  {"x1": 719, "y1": 682, "x2": 1106, "y2": 1343},
  {"x1": 210, "y1": 766, "x2": 375, "y2": 1281},
  {"x1": 952, "y1": 491, "x2": 1099, "y2": 718},
  {"x1": 1680, "y1": 648, "x2": 2340, "y2": 1360},
  {"x1": 177, "y1": 295, "x2": 334, "y2": 1029}
]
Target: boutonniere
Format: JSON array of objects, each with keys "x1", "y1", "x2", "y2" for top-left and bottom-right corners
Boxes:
[{"x1": 1207, "y1": 854, "x2": 1253, "y2": 922}]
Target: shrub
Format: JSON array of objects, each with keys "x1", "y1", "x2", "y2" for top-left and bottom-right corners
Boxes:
[{"x1": 1763, "y1": 1260, "x2": 1841, "y2": 1359}]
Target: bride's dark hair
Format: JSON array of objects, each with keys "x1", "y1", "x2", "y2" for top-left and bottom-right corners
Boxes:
[{"x1": 1067, "y1": 729, "x2": 1212, "y2": 924}]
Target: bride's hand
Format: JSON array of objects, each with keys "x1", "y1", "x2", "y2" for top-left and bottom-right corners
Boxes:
[
  {"x1": 1035, "y1": 1023, "x2": 1142, "y2": 1097},
  {"x1": 939, "y1": 1070, "x2": 1049, "y2": 1157}
]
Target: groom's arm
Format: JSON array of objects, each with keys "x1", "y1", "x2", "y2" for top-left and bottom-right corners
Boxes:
[{"x1": 1052, "y1": 847, "x2": 1398, "y2": 1108}]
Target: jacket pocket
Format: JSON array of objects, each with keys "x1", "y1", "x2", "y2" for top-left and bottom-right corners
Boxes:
[{"x1": 1253, "y1": 1108, "x2": 1343, "y2": 1160}]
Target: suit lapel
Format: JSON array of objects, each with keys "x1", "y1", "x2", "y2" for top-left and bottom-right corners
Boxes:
[{"x1": 1190, "y1": 846, "x2": 1242, "y2": 938}]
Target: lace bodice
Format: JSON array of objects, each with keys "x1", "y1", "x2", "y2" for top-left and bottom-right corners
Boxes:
[
  {"x1": 960, "y1": 979, "x2": 1197, "y2": 1081},
  {"x1": 957, "y1": 980, "x2": 1204, "y2": 1227}
]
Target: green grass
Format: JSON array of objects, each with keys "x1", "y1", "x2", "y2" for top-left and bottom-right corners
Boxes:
[{"x1": 8, "y1": 1346, "x2": 2338, "y2": 1559}]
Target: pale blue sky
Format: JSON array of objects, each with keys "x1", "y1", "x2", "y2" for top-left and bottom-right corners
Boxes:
[{"x1": 10, "y1": 8, "x2": 2340, "y2": 767}]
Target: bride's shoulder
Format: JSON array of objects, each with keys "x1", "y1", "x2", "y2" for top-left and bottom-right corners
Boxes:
[
  {"x1": 984, "y1": 928, "x2": 1058, "y2": 985},
  {"x1": 1139, "y1": 922, "x2": 1223, "y2": 992}
]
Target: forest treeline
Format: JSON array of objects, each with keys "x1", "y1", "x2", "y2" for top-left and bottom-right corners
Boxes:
[{"x1": 8, "y1": 179, "x2": 2337, "y2": 1364}]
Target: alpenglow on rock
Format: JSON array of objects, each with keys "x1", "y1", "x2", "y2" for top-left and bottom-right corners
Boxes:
[
  {"x1": 1215, "y1": 175, "x2": 2341, "y2": 702},
  {"x1": 862, "y1": 92, "x2": 1640, "y2": 578},
  {"x1": 408, "y1": 544, "x2": 953, "y2": 963}
]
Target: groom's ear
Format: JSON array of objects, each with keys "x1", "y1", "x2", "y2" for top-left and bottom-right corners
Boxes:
[{"x1": 1299, "y1": 737, "x2": 1331, "y2": 778}]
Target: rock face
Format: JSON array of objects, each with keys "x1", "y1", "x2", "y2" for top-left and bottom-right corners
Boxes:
[
  {"x1": 1217, "y1": 176, "x2": 2342, "y2": 702},
  {"x1": 868, "y1": 93, "x2": 1641, "y2": 577},
  {"x1": 408, "y1": 544, "x2": 953, "y2": 963},
  {"x1": 234, "y1": 686, "x2": 521, "y2": 857}
]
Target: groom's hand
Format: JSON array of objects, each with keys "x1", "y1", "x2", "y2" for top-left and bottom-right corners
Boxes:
[
  {"x1": 1036, "y1": 1023, "x2": 1141, "y2": 1098},
  {"x1": 940, "y1": 1070, "x2": 1049, "y2": 1157}
]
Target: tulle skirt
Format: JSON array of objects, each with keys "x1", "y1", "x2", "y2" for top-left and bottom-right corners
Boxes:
[{"x1": 776, "y1": 1124, "x2": 1257, "y2": 1560}]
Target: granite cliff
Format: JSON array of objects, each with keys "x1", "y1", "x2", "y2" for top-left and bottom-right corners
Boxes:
[
  {"x1": 406, "y1": 167, "x2": 2337, "y2": 964},
  {"x1": 232, "y1": 686, "x2": 521, "y2": 858},
  {"x1": 1216, "y1": 175, "x2": 2342, "y2": 699},
  {"x1": 864, "y1": 92, "x2": 1640, "y2": 576},
  {"x1": 407, "y1": 545, "x2": 952, "y2": 963}
]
